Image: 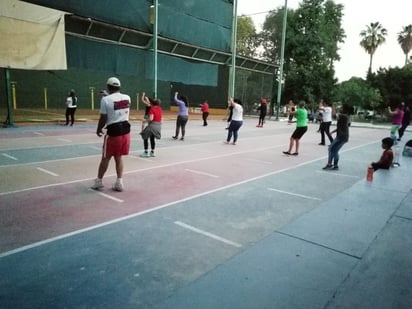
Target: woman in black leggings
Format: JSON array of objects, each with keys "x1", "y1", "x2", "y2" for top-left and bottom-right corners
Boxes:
[{"x1": 172, "y1": 92, "x2": 189, "y2": 141}]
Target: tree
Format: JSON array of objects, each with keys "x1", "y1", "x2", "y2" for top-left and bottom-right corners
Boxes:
[
  {"x1": 360, "y1": 22, "x2": 387, "y2": 75},
  {"x1": 335, "y1": 77, "x2": 382, "y2": 114},
  {"x1": 398, "y1": 24, "x2": 412, "y2": 66},
  {"x1": 368, "y1": 66, "x2": 412, "y2": 107},
  {"x1": 236, "y1": 16, "x2": 258, "y2": 58},
  {"x1": 261, "y1": 0, "x2": 345, "y2": 106}
]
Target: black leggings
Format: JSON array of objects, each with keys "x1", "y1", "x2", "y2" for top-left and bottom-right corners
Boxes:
[
  {"x1": 320, "y1": 121, "x2": 333, "y2": 144},
  {"x1": 258, "y1": 112, "x2": 266, "y2": 125},
  {"x1": 65, "y1": 107, "x2": 76, "y2": 125},
  {"x1": 143, "y1": 135, "x2": 155, "y2": 150},
  {"x1": 175, "y1": 115, "x2": 189, "y2": 137},
  {"x1": 399, "y1": 122, "x2": 409, "y2": 139}
]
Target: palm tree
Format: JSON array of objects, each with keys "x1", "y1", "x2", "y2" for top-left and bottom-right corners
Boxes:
[
  {"x1": 398, "y1": 25, "x2": 412, "y2": 66},
  {"x1": 360, "y1": 22, "x2": 387, "y2": 74}
]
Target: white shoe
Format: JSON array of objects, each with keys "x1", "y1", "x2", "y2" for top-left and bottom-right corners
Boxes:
[
  {"x1": 112, "y1": 180, "x2": 124, "y2": 192},
  {"x1": 91, "y1": 178, "x2": 103, "y2": 190}
]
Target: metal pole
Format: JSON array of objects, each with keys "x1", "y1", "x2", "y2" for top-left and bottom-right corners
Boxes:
[
  {"x1": 11, "y1": 82, "x2": 17, "y2": 109},
  {"x1": 3, "y1": 68, "x2": 15, "y2": 127},
  {"x1": 44, "y1": 87, "x2": 48, "y2": 109},
  {"x1": 275, "y1": 0, "x2": 288, "y2": 120},
  {"x1": 152, "y1": 0, "x2": 158, "y2": 98},
  {"x1": 89, "y1": 87, "x2": 95, "y2": 110},
  {"x1": 229, "y1": 0, "x2": 238, "y2": 98}
]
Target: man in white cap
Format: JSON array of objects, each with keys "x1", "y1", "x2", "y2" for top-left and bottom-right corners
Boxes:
[{"x1": 91, "y1": 77, "x2": 131, "y2": 191}]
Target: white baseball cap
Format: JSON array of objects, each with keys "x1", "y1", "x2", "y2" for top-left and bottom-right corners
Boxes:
[{"x1": 106, "y1": 77, "x2": 121, "y2": 87}]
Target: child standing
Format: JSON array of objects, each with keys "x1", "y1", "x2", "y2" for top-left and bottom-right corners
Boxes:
[{"x1": 370, "y1": 137, "x2": 394, "y2": 171}]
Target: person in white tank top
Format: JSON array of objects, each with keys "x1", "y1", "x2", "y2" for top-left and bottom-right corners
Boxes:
[{"x1": 318, "y1": 99, "x2": 334, "y2": 145}]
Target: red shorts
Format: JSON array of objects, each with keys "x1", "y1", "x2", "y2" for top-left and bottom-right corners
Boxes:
[{"x1": 102, "y1": 133, "x2": 130, "y2": 158}]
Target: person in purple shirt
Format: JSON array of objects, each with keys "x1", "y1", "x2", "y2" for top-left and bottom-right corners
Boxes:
[
  {"x1": 388, "y1": 102, "x2": 404, "y2": 143},
  {"x1": 172, "y1": 91, "x2": 189, "y2": 141}
]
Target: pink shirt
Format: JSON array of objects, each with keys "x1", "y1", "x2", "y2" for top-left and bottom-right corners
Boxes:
[{"x1": 392, "y1": 108, "x2": 404, "y2": 125}]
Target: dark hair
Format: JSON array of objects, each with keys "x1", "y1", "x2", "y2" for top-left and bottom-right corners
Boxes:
[
  {"x1": 179, "y1": 95, "x2": 189, "y2": 107},
  {"x1": 149, "y1": 98, "x2": 161, "y2": 106},
  {"x1": 382, "y1": 137, "x2": 393, "y2": 148},
  {"x1": 341, "y1": 104, "x2": 354, "y2": 115},
  {"x1": 233, "y1": 98, "x2": 243, "y2": 106},
  {"x1": 69, "y1": 89, "x2": 77, "y2": 105}
]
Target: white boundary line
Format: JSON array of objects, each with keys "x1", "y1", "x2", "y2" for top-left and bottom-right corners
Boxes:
[
  {"x1": 267, "y1": 188, "x2": 322, "y2": 201},
  {"x1": 36, "y1": 167, "x2": 59, "y2": 177},
  {"x1": 185, "y1": 169, "x2": 220, "y2": 178},
  {"x1": 0, "y1": 140, "x2": 381, "y2": 258},
  {"x1": 174, "y1": 221, "x2": 242, "y2": 248},
  {"x1": 94, "y1": 191, "x2": 124, "y2": 203},
  {"x1": 0, "y1": 145, "x2": 282, "y2": 196},
  {"x1": 33, "y1": 132, "x2": 45, "y2": 136},
  {"x1": 56, "y1": 138, "x2": 72, "y2": 143},
  {"x1": 2, "y1": 153, "x2": 18, "y2": 161},
  {"x1": 0, "y1": 156, "x2": 321, "y2": 258}
]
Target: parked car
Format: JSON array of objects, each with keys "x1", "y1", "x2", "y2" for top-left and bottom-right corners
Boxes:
[{"x1": 357, "y1": 110, "x2": 375, "y2": 119}]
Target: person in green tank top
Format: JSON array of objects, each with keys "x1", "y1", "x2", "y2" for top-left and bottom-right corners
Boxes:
[{"x1": 283, "y1": 101, "x2": 308, "y2": 156}]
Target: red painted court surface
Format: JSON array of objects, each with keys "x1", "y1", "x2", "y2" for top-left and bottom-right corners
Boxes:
[{"x1": 0, "y1": 119, "x2": 389, "y2": 255}]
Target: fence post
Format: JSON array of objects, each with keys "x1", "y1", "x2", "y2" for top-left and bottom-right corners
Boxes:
[
  {"x1": 44, "y1": 87, "x2": 48, "y2": 109},
  {"x1": 89, "y1": 87, "x2": 95, "y2": 110},
  {"x1": 11, "y1": 82, "x2": 17, "y2": 109}
]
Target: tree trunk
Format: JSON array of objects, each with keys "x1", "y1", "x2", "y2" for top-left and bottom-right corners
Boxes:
[{"x1": 369, "y1": 53, "x2": 373, "y2": 74}]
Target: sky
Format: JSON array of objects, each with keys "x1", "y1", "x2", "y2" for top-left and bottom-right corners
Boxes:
[{"x1": 237, "y1": 0, "x2": 411, "y2": 82}]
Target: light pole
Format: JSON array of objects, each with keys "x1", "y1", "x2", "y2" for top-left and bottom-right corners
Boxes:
[
  {"x1": 150, "y1": 1, "x2": 158, "y2": 98},
  {"x1": 229, "y1": 0, "x2": 238, "y2": 98},
  {"x1": 275, "y1": 0, "x2": 288, "y2": 120}
]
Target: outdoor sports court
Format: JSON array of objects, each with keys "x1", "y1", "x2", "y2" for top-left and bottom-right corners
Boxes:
[{"x1": 1, "y1": 118, "x2": 411, "y2": 308}]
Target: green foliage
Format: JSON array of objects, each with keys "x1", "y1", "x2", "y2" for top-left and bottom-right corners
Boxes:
[
  {"x1": 335, "y1": 77, "x2": 382, "y2": 111},
  {"x1": 398, "y1": 25, "x2": 412, "y2": 66},
  {"x1": 261, "y1": 0, "x2": 345, "y2": 106},
  {"x1": 368, "y1": 65, "x2": 412, "y2": 106},
  {"x1": 236, "y1": 16, "x2": 259, "y2": 57},
  {"x1": 359, "y1": 22, "x2": 387, "y2": 74}
]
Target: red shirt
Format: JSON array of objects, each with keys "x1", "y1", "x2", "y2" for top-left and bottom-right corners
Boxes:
[
  {"x1": 201, "y1": 102, "x2": 209, "y2": 113},
  {"x1": 149, "y1": 105, "x2": 162, "y2": 122},
  {"x1": 378, "y1": 149, "x2": 393, "y2": 168}
]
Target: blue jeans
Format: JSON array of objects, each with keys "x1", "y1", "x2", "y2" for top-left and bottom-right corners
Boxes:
[
  {"x1": 227, "y1": 120, "x2": 243, "y2": 143},
  {"x1": 328, "y1": 138, "x2": 347, "y2": 166}
]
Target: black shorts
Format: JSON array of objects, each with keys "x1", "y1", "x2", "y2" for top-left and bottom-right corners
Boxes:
[{"x1": 291, "y1": 126, "x2": 307, "y2": 139}]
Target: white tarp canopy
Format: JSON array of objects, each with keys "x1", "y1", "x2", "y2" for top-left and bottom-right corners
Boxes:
[{"x1": 0, "y1": 0, "x2": 67, "y2": 70}]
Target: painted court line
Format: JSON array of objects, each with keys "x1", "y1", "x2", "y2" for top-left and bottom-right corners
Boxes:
[
  {"x1": 0, "y1": 159, "x2": 310, "y2": 258},
  {"x1": 57, "y1": 138, "x2": 72, "y2": 143},
  {"x1": 185, "y1": 169, "x2": 220, "y2": 178},
  {"x1": 2, "y1": 153, "x2": 18, "y2": 161},
  {"x1": 267, "y1": 188, "x2": 322, "y2": 201},
  {"x1": 174, "y1": 221, "x2": 242, "y2": 248},
  {"x1": 36, "y1": 167, "x2": 59, "y2": 177},
  {"x1": 33, "y1": 132, "x2": 45, "y2": 136},
  {"x1": 92, "y1": 190, "x2": 124, "y2": 203}
]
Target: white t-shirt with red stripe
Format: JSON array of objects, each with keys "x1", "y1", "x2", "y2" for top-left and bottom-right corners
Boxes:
[{"x1": 99, "y1": 92, "x2": 131, "y2": 126}]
